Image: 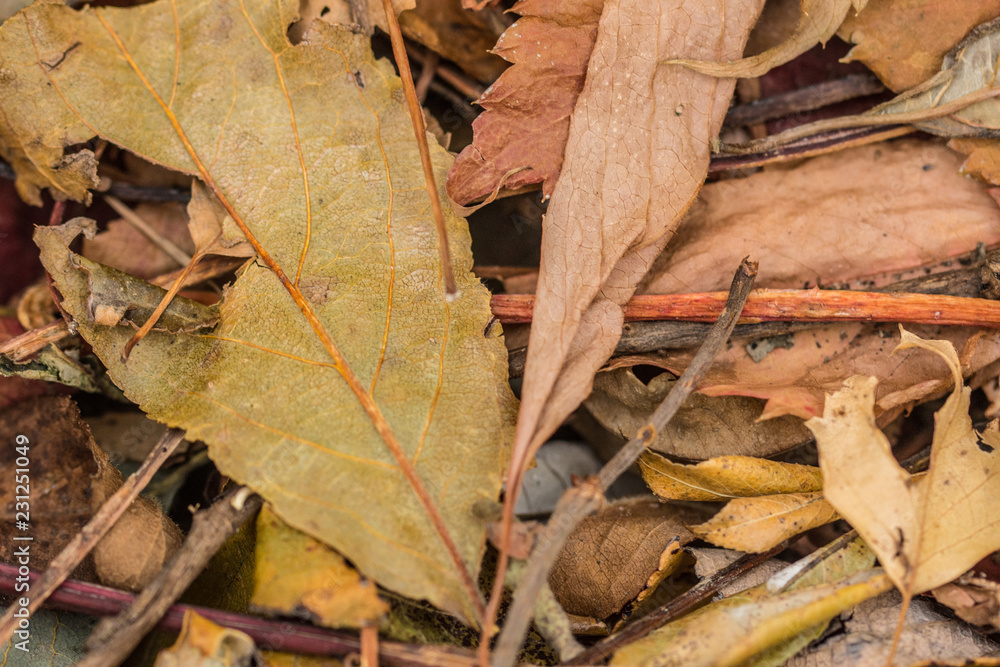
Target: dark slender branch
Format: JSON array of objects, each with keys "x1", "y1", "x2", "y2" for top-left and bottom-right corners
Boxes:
[
  {"x1": 80, "y1": 485, "x2": 263, "y2": 666},
  {"x1": 0, "y1": 563, "x2": 495, "y2": 666},
  {"x1": 724, "y1": 74, "x2": 886, "y2": 128},
  {"x1": 490, "y1": 259, "x2": 758, "y2": 667}
]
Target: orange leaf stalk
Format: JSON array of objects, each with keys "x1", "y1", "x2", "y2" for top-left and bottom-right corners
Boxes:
[{"x1": 490, "y1": 289, "x2": 1000, "y2": 327}]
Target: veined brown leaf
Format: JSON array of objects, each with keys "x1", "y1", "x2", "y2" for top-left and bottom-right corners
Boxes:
[{"x1": 10, "y1": 0, "x2": 517, "y2": 622}]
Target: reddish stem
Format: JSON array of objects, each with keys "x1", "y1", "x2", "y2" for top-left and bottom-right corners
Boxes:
[{"x1": 490, "y1": 290, "x2": 1000, "y2": 327}]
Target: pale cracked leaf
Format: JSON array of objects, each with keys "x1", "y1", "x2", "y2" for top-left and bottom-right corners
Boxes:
[
  {"x1": 13, "y1": 0, "x2": 517, "y2": 622},
  {"x1": 808, "y1": 329, "x2": 1000, "y2": 594},
  {"x1": 507, "y1": 0, "x2": 766, "y2": 518}
]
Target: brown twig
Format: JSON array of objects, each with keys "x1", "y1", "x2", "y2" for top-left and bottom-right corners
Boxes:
[
  {"x1": 489, "y1": 259, "x2": 758, "y2": 667},
  {"x1": 80, "y1": 485, "x2": 263, "y2": 666},
  {"x1": 414, "y1": 50, "x2": 441, "y2": 103},
  {"x1": 0, "y1": 563, "x2": 510, "y2": 666},
  {"x1": 490, "y1": 289, "x2": 1000, "y2": 327},
  {"x1": 0, "y1": 429, "x2": 185, "y2": 648},
  {"x1": 405, "y1": 43, "x2": 486, "y2": 100},
  {"x1": 724, "y1": 74, "x2": 886, "y2": 128},
  {"x1": 381, "y1": 0, "x2": 457, "y2": 296},
  {"x1": 566, "y1": 543, "x2": 787, "y2": 665}
]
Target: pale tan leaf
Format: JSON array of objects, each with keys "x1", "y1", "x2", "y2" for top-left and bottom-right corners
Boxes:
[
  {"x1": 837, "y1": 0, "x2": 1000, "y2": 92},
  {"x1": 808, "y1": 329, "x2": 1000, "y2": 595},
  {"x1": 643, "y1": 140, "x2": 1000, "y2": 295},
  {"x1": 665, "y1": 0, "x2": 864, "y2": 79},
  {"x1": 691, "y1": 492, "x2": 839, "y2": 553},
  {"x1": 83, "y1": 203, "x2": 196, "y2": 280},
  {"x1": 507, "y1": 0, "x2": 765, "y2": 517},
  {"x1": 639, "y1": 451, "x2": 822, "y2": 501}
]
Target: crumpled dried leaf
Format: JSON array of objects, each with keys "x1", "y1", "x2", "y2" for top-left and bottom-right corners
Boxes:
[
  {"x1": 186, "y1": 182, "x2": 254, "y2": 259},
  {"x1": 507, "y1": 0, "x2": 765, "y2": 537},
  {"x1": 586, "y1": 368, "x2": 811, "y2": 460},
  {"x1": 252, "y1": 505, "x2": 388, "y2": 629},
  {"x1": 807, "y1": 329, "x2": 1000, "y2": 595},
  {"x1": 549, "y1": 499, "x2": 694, "y2": 621},
  {"x1": 785, "y1": 589, "x2": 1000, "y2": 667},
  {"x1": 870, "y1": 18, "x2": 1000, "y2": 137},
  {"x1": 949, "y1": 136, "x2": 1000, "y2": 185},
  {"x1": 837, "y1": 0, "x2": 1000, "y2": 92},
  {"x1": 0, "y1": 318, "x2": 53, "y2": 409},
  {"x1": 666, "y1": 0, "x2": 866, "y2": 79},
  {"x1": 610, "y1": 552, "x2": 886, "y2": 667},
  {"x1": 625, "y1": 322, "x2": 1000, "y2": 421},
  {"x1": 934, "y1": 573, "x2": 1000, "y2": 629},
  {"x1": 0, "y1": 396, "x2": 182, "y2": 590},
  {"x1": 639, "y1": 451, "x2": 822, "y2": 501},
  {"x1": 154, "y1": 610, "x2": 259, "y2": 667},
  {"x1": 446, "y1": 0, "x2": 603, "y2": 204},
  {"x1": 82, "y1": 202, "x2": 195, "y2": 280},
  {"x1": 692, "y1": 493, "x2": 838, "y2": 553},
  {"x1": 10, "y1": 0, "x2": 516, "y2": 622},
  {"x1": 643, "y1": 140, "x2": 1000, "y2": 295}
]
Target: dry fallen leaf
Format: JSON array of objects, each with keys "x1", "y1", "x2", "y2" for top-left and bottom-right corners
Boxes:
[
  {"x1": 638, "y1": 451, "x2": 823, "y2": 501},
  {"x1": 506, "y1": 0, "x2": 766, "y2": 540},
  {"x1": 548, "y1": 498, "x2": 693, "y2": 621},
  {"x1": 642, "y1": 140, "x2": 1000, "y2": 295},
  {"x1": 934, "y1": 573, "x2": 1000, "y2": 630},
  {"x1": 667, "y1": 0, "x2": 866, "y2": 79},
  {"x1": 624, "y1": 322, "x2": 1000, "y2": 421},
  {"x1": 691, "y1": 492, "x2": 839, "y2": 553},
  {"x1": 446, "y1": 0, "x2": 604, "y2": 204},
  {"x1": 154, "y1": 610, "x2": 259, "y2": 667},
  {"x1": 252, "y1": 505, "x2": 388, "y2": 629},
  {"x1": 807, "y1": 328, "x2": 1000, "y2": 596},
  {"x1": 82, "y1": 202, "x2": 195, "y2": 281},
  {"x1": 869, "y1": 18, "x2": 1000, "y2": 137},
  {"x1": 586, "y1": 368, "x2": 811, "y2": 460},
  {"x1": 7, "y1": 0, "x2": 517, "y2": 622},
  {"x1": 837, "y1": 0, "x2": 1000, "y2": 92},
  {"x1": 610, "y1": 545, "x2": 886, "y2": 667},
  {"x1": 949, "y1": 137, "x2": 1000, "y2": 185}
]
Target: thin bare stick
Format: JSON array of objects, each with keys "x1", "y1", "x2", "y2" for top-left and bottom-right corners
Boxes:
[
  {"x1": 80, "y1": 485, "x2": 262, "y2": 666},
  {"x1": 414, "y1": 50, "x2": 440, "y2": 103},
  {"x1": 103, "y1": 194, "x2": 192, "y2": 267},
  {"x1": 381, "y1": 0, "x2": 457, "y2": 296},
  {"x1": 0, "y1": 428, "x2": 185, "y2": 648},
  {"x1": 361, "y1": 624, "x2": 380, "y2": 667},
  {"x1": 489, "y1": 259, "x2": 758, "y2": 667},
  {"x1": 718, "y1": 84, "x2": 1000, "y2": 156},
  {"x1": 490, "y1": 289, "x2": 1000, "y2": 328}
]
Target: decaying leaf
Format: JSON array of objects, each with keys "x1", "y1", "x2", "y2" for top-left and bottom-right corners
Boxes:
[
  {"x1": 0, "y1": 396, "x2": 182, "y2": 590},
  {"x1": 785, "y1": 589, "x2": 1000, "y2": 667},
  {"x1": 666, "y1": 0, "x2": 866, "y2": 79},
  {"x1": 934, "y1": 573, "x2": 1000, "y2": 630},
  {"x1": 642, "y1": 140, "x2": 1000, "y2": 295},
  {"x1": 869, "y1": 18, "x2": 1000, "y2": 137},
  {"x1": 252, "y1": 505, "x2": 388, "y2": 629},
  {"x1": 186, "y1": 182, "x2": 254, "y2": 259},
  {"x1": 507, "y1": 0, "x2": 766, "y2": 537},
  {"x1": 837, "y1": 0, "x2": 1000, "y2": 92},
  {"x1": 154, "y1": 610, "x2": 259, "y2": 667},
  {"x1": 610, "y1": 546, "x2": 886, "y2": 667},
  {"x1": 690, "y1": 492, "x2": 839, "y2": 553},
  {"x1": 446, "y1": 0, "x2": 603, "y2": 204},
  {"x1": 11, "y1": 0, "x2": 516, "y2": 622},
  {"x1": 639, "y1": 451, "x2": 822, "y2": 501},
  {"x1": 0, "y1": 606, "x2": 96, "y2": 664},
  {"x1": 549, "y1": 499, "x2": 693, "y2": 621},
  {"x1": 586, "y1": 368, "x2": 811, "y2": 460},
  {"x1": 82, "y1": 202, "x2": 195, "y2": 280},
  {"x1": 623, "y1": 322, "x2": 1000, "y2": 421},
  {"x1": 949, "y1": 137, "x2": 1000, "y2": 185},
  {"x1": 0, "y1": 318, "x2": 54, "y2": 409},
  {"x1": 807, "y1": 329, "x2": 1000, "y2": 595}
]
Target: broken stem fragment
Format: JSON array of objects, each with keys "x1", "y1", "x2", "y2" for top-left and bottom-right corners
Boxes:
[{"x1": 380, "y1": 0, "x2": 457, "y2": 296}]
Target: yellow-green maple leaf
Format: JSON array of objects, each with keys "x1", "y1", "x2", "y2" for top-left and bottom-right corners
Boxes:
[{"x1": 7, "y1": 0, "x2": 516, "y2": 622}]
